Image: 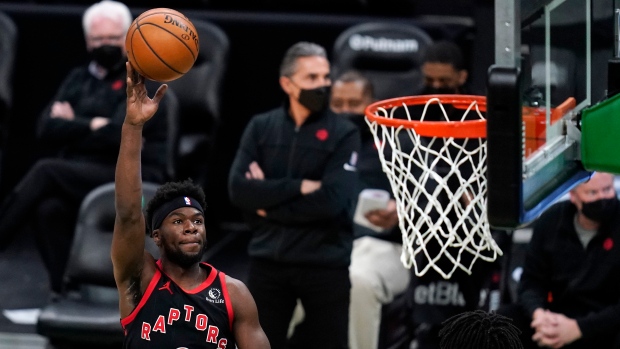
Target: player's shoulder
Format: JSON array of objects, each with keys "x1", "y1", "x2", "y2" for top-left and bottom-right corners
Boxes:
[{"x1": 222, "y1": 274, "x2": 252, "y2": 300}]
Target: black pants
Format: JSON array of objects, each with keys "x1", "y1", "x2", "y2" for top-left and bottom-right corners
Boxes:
[
  {"x1": 248, "y1": 257, "x2": 350, "y2": 349},
  {"x1": 0, "y1": 158, "x2": 162, "y2": 292}
]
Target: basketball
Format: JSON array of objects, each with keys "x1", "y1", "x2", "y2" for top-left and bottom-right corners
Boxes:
[{"x1": 125, "y1": 8, "x2": 199, "y2": 82}]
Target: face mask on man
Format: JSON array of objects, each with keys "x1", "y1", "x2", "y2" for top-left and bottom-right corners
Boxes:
[
  {"x1": 581, "y1": 197, "x2": 619, "y2": 223},
  {"x1": 90, "y1": 45, "x2": 125, "y2": 71},
  {"x1": 339, "y1": 113, "x2": 368, "y2": 130},
  {"x1": 298, "y1": 85, "x2": 330, "y2": 113},
  {"x1": 421, "y1": 86, "x2": 459, "y2": 95}
]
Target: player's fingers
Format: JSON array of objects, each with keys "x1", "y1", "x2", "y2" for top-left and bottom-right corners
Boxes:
[
  {"x1": 249, "y1": 162, "x2": 264, "y2": 179},
  {"x1": 126, "y1": 62, "x2": 135, "y2": 97},
  {"x1": 152, "y1": 84, "x2": 168, "y2": 104}
]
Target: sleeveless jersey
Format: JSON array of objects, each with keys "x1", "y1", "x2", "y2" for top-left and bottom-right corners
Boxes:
[{"x1": 121, "y1": 261, "x2": 236, "y2": 349}]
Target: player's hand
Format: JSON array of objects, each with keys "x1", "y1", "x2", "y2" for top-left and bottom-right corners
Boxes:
[
  {"x1": 125, "y1": 62, "x2": 167, "y2": 126},
  {"x1": 365, "y1": 199, "x2": 398, "y2": 229},
  {"x1": 90, "y1": 116, "x2": 110, "y2": 130},
  {"x1": 245, "y1": 161, "x2": 265, "y2": 180},
  {"x1": 301, "y1": 180, "x2": 321, "y2": 195},
  {"x1": 50, "y1": 101, "x2": 75, "y2": 120},
  {"x1": 531, "y1": 310, "x2": 581, "y2": 348}
]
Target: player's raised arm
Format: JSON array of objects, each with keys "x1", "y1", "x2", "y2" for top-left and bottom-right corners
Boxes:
[{"x1": 111, "y1": 62, "x2": 167, "y2": 312}]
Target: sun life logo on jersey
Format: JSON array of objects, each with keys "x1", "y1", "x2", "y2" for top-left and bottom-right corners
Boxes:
[{"x1": 206, "y1": 288, "x2": 224, "y2": 304}]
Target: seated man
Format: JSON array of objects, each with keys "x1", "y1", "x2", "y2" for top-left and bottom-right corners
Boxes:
[
  {"x1": 330, "y1": 70, "x2": 412, "y2": 349},
  {"x1": 0, "y1": 0, "x2": 170, "y2": 296},
  {"x1": 499, "y1": 171, "x2": 620, "y2": 349}
]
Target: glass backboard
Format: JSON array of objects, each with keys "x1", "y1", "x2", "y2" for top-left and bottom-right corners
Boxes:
[{"x1": 486, "y1": 0, "x2": 615, "y2": 229}]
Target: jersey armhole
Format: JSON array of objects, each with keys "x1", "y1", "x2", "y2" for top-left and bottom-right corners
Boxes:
[
  {"x1": 219, "y1": 272, "x2": 234, "y2": 331},
  {"x1": 120, "y1": 267, "x2": 162, "y2": 327}
]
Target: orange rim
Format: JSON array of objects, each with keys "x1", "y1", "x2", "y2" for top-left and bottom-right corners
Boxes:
[{"x1": 365, "y1": 94, "x2": 487, "y2": 138}]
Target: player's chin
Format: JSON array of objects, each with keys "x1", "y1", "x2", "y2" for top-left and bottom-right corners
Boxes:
[{"x1": 179, "y1": 242, "x2": 203, "y2": 253}]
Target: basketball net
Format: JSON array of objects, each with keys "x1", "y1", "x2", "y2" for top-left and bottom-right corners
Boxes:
[{"x1": 365, "y1": 95, "x2": 502, "y2": 279}]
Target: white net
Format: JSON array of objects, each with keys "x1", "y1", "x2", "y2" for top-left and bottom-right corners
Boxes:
[{"x1": 366, "y1": 96, "x2": 502, "y2": 279}]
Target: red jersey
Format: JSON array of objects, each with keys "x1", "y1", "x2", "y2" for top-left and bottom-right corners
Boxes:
[{"x1": 121, "y1": 261, "x2": 236, "y2": 348}]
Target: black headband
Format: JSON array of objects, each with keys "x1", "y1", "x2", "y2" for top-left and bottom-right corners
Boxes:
[{"x1": 151, "y1": 196, "x2": 204, "y2": 230}]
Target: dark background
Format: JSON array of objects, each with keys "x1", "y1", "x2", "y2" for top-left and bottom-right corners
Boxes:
[{"x1": 0, "y1": 0, "x2": 494, "y2": 229}]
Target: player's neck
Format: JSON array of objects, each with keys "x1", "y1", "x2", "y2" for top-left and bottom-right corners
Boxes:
[{"x1": 161, "y1": 260, "x2": 206, "y2": 289}]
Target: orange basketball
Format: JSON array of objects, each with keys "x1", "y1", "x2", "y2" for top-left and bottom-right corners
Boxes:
[{"x1": 125, "y1": 8, "x2": 199, "y2": 82}]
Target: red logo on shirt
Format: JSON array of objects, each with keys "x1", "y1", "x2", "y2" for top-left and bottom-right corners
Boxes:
[
  {"x1": 111, "y1": 80, "x2": 124, "y2": 91},
  {"x1": 158, "y1": 281, "x2": 173, "y2": 294},
  {"x1": 604, "y1": 238, "x2": 614, "y2": 251},
  {"x1": 316, "y1": 129, "x2": 328, "y2": 141}
]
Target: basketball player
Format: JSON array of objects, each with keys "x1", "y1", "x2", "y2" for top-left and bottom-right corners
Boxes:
[{"x1": 112, "y1": 62, "x2": 270, "y2": 348}]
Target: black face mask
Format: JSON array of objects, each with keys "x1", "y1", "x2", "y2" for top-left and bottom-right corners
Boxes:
[
  {"x1": 298, "y1": 85, "x2": 330, "y2": 113},
  {"x1": 340, "y1": 113, "x2": 368, "y2": 131},
  {"x1": 421, "y1": 86, "x2": 459, "y2": 95},
  {"x1": 90, "y1": 45, "x2": 124, "y2": 71},
  {"x1": 581, "y1": 197, "x2": 619, "y2": 223}
]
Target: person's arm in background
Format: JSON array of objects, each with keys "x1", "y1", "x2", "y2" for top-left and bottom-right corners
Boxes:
[
  {"x1": 517, "y1": 207, "x2": 583, "y2": 348},
  {"x1": 37, "y1": 68, "x2": 136, "y2": 154},
  {"x1": 263, "y1": 128, "x2": 360, "y2": 223},
  {"x1": 365, "y1": 132, "x2": 429, "y2": 231},
  {"x1": 37, "y1": 68, "x2": 94, "y2": 145},
  {"x1": 229, "y1": 116, "x2": 305, "y2": 211},
  {"x1": 78, "y1": 80, "x2": 169, "y2": 157},
  {"x1": 517, "y1": 211, "x2": 553, "y2": 319}
]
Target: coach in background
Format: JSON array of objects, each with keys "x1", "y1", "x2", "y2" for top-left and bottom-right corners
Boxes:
[
  {"x1": 0, "y1": 0, "x2": 170, "y2": 297},
  {"x1": 499, "y1": 171, "x2": 620, "y2": 349},
  {"x1": 228, "y1": 42, "x2": 360, "y2": 349}
]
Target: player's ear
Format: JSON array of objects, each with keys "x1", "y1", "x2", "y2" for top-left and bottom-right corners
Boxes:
[
  {"x1": 152, "y1": 229, "x2": 161, "y2": 246},
  {"x1": 457, "y1": 69, "x2": 468, "y2": 86},
  {"x1": 280, "y1": 76, "x2": 293, "y2": 94}
]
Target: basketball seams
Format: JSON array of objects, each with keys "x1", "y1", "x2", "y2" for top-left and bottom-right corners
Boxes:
[
  {"x1": 135, "y1": 12, "x2": 198, "y2": 58},
  {"x1": 137, "y1": 21, "x2": 198, "y2": 63},
  {"x1": 126, "y1": 8, "x2": 198, "y2": 82},
  {"x1": 128, "y1": 27, "x2": 156, "y2": 81},
  {"x1": 137, "y1": 28, "x2": 182, "y2": 75}
]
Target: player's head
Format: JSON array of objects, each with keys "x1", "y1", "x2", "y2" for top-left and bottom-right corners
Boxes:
[
  {"x1": 569, "y1": 172, "x2": 617, "y2": 225},
  {"x1": 82, "y1": 0, "x2": 132, "y2": 69},
  {"x1": 146, "y1": 179, "x2": 208, "y2": 268},
  {"x1": 330, "y1": 70, "x2": 375, "y2": 115},
  {"x1": 279, "y1": 41, "x2": 331, "y2": 113},
  {"x1": 439, "y1": 310, "x2": 523, "y2": 349},
  {"x1": 421, "y1": 40, "x2": 468, "y2": 95}
]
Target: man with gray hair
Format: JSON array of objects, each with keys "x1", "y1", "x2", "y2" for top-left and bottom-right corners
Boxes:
[
  {"x1": 228, "y1": 41, "x2": 361, "y2": 349},
  {"x1": 0, "y1": 0, "x2": 170, "y2": 297}
]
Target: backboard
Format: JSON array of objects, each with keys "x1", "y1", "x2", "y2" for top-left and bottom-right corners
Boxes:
[{"x1": 486, "y1": 0, "x2": 616, "y2": 229}]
